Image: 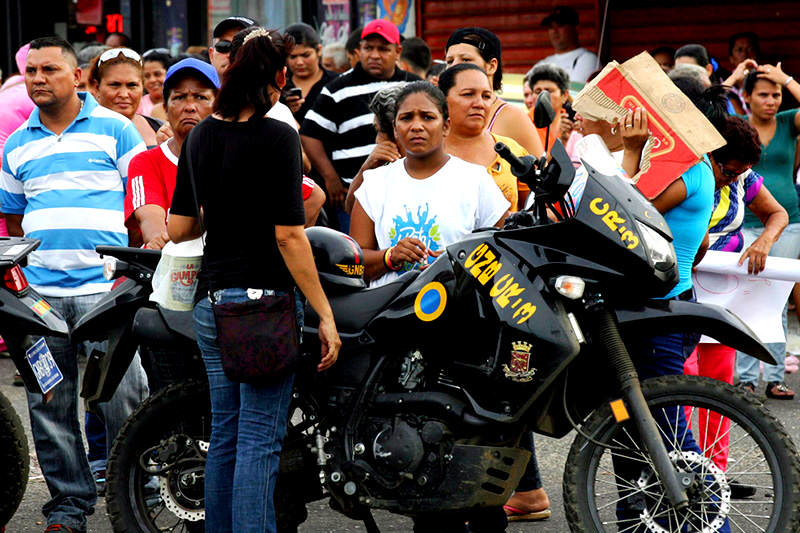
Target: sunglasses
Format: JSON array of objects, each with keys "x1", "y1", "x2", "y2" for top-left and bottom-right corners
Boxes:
[
  {"x1": 214, "y1": 40, "x2": 232, "y2": 54},
  {"x1": 98, "y1": 47, "x2": 142, "y2": 65},
  {"x1": 716, "y1": 160, "x2": 750, "y2": 180},
  {"x1": 142, "y1": 48, "x2": 170, "y2": 59}
]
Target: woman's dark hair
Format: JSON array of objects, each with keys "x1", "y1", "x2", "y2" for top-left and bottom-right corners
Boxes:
[
  {"x1": 712, "y1": 115, "x2": 761, "y2": 166},
  {"x1": 675, "y1": 44, "x2": 710, "y2": 67},
  {"x1": 728, "y1": 32, "x2": 760, "y2": 58},
  {"x1": 742, "y1": 69, "x2": 777, "y2": 95},
  {"x1": 437, "y1": 63, "x2": 487, "y2": 97},
  {"x1": 346, "y1": 27, "x2": 363, "y2": 55},
  {"x1": 669, "y1": 72, "x2": 728, "y2": 130},
  {"x1": 527, "y1": 63, "x2": 569, "y2": 93},
  {"x1": 446, "y1": 27, "x2": 503, "y2": 91},
  {"x1": 427, "y1": 59, "x2": 447, "y2": 80},
  {"x1": 394, "y1": 81, "x2": 448, "y2": 123},
  {"x1": 284, "y1": 23, "x2": 320, "y2": 49},
  {"x1": 215, "y1": 27, "x2": 294, "y2": 120},
  {"x1": 651, "y1": 46, "x2": 676, "y2": 59},
  {"x1": 142, "y1": 51, "x2": 172, "y2": 70}
]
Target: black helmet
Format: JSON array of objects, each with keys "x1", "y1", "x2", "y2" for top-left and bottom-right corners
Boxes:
[{"x1": 305, "y1": 227, "x2": 366, "y2": 291}]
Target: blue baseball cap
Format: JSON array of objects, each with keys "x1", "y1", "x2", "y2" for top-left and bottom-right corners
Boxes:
[{"x1": 163, "y1": 58, "x2": 221, "y2": 101}]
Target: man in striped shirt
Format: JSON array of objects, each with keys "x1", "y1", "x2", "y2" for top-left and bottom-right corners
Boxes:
[
  {"x1": 0, "y1": 37, "x2": 148, "y2": 533},
  {"x1": 300, "y1": 19, "x2": 419, "y2": 232}
]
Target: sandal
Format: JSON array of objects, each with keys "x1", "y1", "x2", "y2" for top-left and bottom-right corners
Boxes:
[
  {"x1": 503, "y1": 505, "x2": 551, "y2": 522},
  {"x1": 765, "y1": 382, "x2": 795, "y2": 400}
]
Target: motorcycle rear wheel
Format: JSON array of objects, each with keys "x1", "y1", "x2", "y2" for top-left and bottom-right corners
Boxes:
[
  {"x1": 563, "y1": 375, "x2": 800, "y2": 532},
  {"x1": 0, "y1": 390, "x2": 28, "y2": 527}
]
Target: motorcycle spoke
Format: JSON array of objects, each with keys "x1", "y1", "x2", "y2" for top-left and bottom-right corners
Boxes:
[{"x1": 727, "y1": 505, "x2": 769, "y2": 530}]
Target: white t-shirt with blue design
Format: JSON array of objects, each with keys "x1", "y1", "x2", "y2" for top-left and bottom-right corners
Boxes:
[{"x1": 355, "y1": 156, "x2": 510, "y2": 287}]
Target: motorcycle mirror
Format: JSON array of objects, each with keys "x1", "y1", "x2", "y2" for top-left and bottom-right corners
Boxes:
[{"x1": 533, "y1": 90, "x2": 556, "y2": 129}]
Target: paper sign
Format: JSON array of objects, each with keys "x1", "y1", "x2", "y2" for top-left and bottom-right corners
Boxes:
[
  {"x1": 694, "y1": 251, "x2": 800, "y2": 344},
  {"x1": 26, "y1": 337, "x2": 63, "y2": 394}
]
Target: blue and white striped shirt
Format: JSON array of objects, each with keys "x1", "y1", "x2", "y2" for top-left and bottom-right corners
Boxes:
[{"x1": 0, "y1": 92, "x2": 145, "y2": 296}]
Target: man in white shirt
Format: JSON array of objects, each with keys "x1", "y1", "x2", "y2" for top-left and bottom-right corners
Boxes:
[{"x1": 536, "y1": 6, "x2": 599, "y2": 83}]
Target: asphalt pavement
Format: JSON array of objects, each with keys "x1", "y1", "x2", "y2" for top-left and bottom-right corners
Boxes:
[{"x1": 3, "y1": 323, "x2": 800, "y2": 533}]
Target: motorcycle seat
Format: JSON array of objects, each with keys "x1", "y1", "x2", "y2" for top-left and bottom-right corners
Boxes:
[
  {"x1": 309, "y1": 271, "x2": 419, "y2": 333},
  {"x1": 96, "y1": 246, "x2": 162, "y2": 271}
]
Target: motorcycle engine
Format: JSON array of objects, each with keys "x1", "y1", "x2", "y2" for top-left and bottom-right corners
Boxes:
[{"x1": 373, "y1": 418, "x2": 424, "y2": 473}]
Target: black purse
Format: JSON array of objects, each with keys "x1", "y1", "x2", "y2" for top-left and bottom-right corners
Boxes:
[
  {"x1": 209, "y1": 289, "x2": 300, "y2": 384},
  {"x1": 184, "y1": 130, "x2": 300, "y2": 384}
]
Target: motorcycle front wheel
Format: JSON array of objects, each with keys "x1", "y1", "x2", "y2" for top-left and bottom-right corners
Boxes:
[
  {"x1": 564, "y1": 375, "x2": 800, "y2": 532},
  {"x1": 106, "y1": 379, "x2": 210, "y2": 533}
]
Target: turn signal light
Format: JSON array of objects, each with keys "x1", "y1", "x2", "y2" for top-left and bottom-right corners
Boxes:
[
  {"x1": 554, "y1": 276, "x2": 585, "y2": 300},
  {"x1": 3, "y1": 265, "x2": 29, "y2": 293}
]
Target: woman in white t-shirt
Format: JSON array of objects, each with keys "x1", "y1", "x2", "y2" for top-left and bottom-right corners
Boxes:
[{"x1": 350, "y1": 81, "x2": 509, "y2": 287}]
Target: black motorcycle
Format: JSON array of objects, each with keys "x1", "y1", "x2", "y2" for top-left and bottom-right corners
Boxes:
[
  {"x1": 0, "y1": 237, "x2": 71, "y2": 528},
  {"x1": 101, "y1": 124, "x2": 800, "y2": 532}
]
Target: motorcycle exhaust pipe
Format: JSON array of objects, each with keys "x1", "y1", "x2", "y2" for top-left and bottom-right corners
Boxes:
[{"x1": 590, "y1": 306, "x2": 689, "y2": 510}]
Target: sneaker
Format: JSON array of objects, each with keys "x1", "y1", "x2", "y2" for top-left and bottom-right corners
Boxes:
[
  {"x1": 765, "y1": 382, "x2": 795, "y2": 400},
  {"x1": 12, "y1": 371, "x2": 23, "y2": 386},
  {"x1": 729, "y1": 480, "x2": 757, "y2": 499},
  {"x1": 45, "y1": 525, "x2": 86, "y2": 533},
  {"x1": 93, "y1": 468, "x2": 107, "y2": 497},
  {"x1": 739, "y1": 382, "x2": 756, "y2": 395}
]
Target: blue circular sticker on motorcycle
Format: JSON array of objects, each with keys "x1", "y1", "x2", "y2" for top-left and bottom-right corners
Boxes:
[{"x1": 414, "y1": 282, "x2": 447, "y2": 322}]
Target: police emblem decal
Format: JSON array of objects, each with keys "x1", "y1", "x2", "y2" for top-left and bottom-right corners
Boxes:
[{"x1": 503, "y1": 341, "x2": 537, "y2": 382}]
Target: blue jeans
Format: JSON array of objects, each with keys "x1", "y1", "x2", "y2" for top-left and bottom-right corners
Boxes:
[
  {"x1": 736, "y1": 223, "x2": 800, "y2": 385},
  {"x1": 26, "y1": 292, "x2": 149, "y2": 530},
  {"x1": 194, "y1": 289, "x2": 295, "y2": 533}
]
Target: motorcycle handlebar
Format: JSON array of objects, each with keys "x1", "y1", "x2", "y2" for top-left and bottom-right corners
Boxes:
[{"x1": 494, "y1": 142, "x2": 531, "y2": 177}]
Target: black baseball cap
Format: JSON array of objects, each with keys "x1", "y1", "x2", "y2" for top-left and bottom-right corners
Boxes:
[
  {"x1": 541, "y1": 6, "x2": 579, "y2": 27},
  {"x1": 213, "y1": 16, "x2": 258, "y2": 39}
]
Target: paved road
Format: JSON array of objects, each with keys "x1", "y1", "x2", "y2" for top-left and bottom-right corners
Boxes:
[{"x1": 3, "y1": 325, "x2": 800, "y2": 533}]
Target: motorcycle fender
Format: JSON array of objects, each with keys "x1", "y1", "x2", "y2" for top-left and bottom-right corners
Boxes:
[
  {"x1": 72, "y1": 279, "x2": 150, "y2": 343},
  {"x1": 0, "y1": 289, "x2": 69, "y2": 395},
  {"x1": 616, "y1": 300, "x2": 774, "y2": 364},
  {"x1": 80, "y1": 321, "x2": 138, "y2": 410}
]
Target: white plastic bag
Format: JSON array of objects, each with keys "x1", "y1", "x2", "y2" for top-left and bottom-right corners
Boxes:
[{"x1": 149, "y1": 237, "x2": 204, "y2": 311}]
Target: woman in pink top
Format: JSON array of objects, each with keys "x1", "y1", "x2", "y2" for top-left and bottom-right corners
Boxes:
[{"x1": 0, "y1": 43, "x2": 34, "y2": 356}]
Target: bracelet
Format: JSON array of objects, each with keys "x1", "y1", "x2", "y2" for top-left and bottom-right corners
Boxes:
[
  {"x1": 383, "y1": 247, "x2": 402, "y2": 271},
  {"x1": 785, "y1": 76, "x2": 795, "y2": 87}
]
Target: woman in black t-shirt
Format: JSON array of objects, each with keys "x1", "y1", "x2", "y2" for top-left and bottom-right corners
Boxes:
[
  {"x1": 281, "y1": 23, "x2": 338, "y2": 123},
  {"x1": 168, "y1": 26, "x2": 340, "y2": 533}
]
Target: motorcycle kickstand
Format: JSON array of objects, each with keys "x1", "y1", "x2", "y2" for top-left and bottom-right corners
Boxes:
[{"x1": 362, "y1": 510, "x2": 380, "y2": 533}]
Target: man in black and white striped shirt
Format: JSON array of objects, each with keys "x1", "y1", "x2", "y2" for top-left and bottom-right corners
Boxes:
[{"x1": 300, "y1": 19, "x2": 420, "y2": 231}]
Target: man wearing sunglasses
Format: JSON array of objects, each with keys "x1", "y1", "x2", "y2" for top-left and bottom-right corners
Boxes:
[{"x1": 209, "y1": 16, "x2": 257, "y2": 78}]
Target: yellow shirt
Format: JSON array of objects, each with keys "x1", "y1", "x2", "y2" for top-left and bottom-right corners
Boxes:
[{"x1": 488, "y1": 133, "x2": 529, "y2": 212}]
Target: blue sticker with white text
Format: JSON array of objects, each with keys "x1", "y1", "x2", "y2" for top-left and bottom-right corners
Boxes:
[{"x1": 26, "y1": 338, "x2": 63, "y2": 394}]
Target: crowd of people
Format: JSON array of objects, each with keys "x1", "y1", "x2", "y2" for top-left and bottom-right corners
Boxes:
[{"x1": 1, "y1": 4, "x2": 799, "y2": 532}]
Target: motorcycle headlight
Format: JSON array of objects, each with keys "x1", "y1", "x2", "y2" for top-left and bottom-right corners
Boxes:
[{"x1": 636, "y1": 222, "x2": 675, "y2": 272}]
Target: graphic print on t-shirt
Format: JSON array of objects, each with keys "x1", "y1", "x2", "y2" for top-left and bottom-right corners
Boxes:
[{"x1": 388, "y1": 203, "x2": 442, "y2": 271}]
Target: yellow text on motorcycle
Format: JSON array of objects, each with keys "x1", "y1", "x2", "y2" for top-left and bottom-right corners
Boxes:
[
  {"x1": 589, "y1": 197, "x2": 640, "y2": 250},
  {"x1": 464, "y1": 243, "x2": 537, "y2": 325},
  {"x1": 414, "y1": 282, "x2": 447, "y2": 322}
]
